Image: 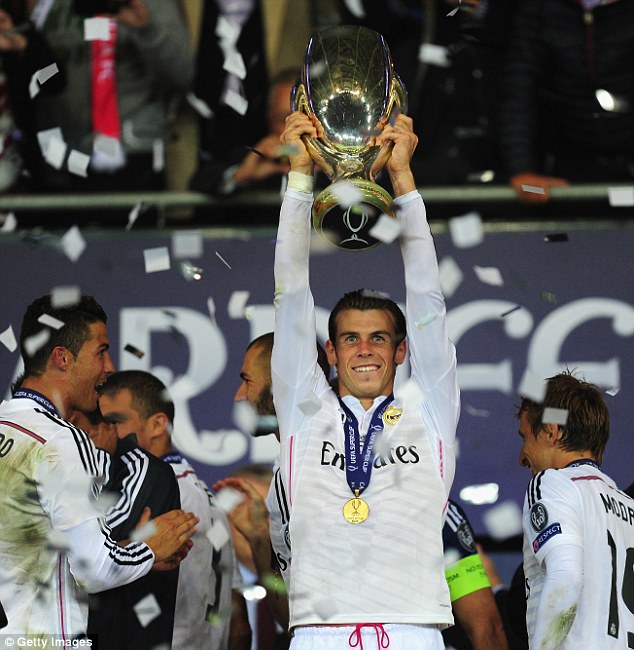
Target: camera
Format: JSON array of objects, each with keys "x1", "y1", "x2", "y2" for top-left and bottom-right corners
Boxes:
[{"x1": 73, "y1": 0, "x2": 130, "y2": 17}]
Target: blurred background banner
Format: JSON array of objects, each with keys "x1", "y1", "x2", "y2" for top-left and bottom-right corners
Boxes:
[{"x1": 0, "y1": 221, "x2": 632, "y2": 534}]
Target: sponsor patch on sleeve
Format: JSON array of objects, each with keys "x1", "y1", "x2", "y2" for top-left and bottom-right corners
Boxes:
[
  {"x1": 532, "y1": 522, "x2": 562, "y2": 553},
  {"x1": 530, "y1": 501, "x2": 549, "y2": 532}
]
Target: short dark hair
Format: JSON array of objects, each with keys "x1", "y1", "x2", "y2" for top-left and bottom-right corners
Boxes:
[
  {"x1": 517, "y1": 371, "x2": 610, "y2": 463},
  {"x1": 249, "y1": 331, "x2": 330, "y2": 379},
  {"x1": 328, "y1": 289, "x2": 406, "y2": 345},
  {"x1": 98, "y1": 370, "x2": 175, "y2": 425},
  {"x1": 20, "y1": 295, "x2": 108, "y2": 378}
]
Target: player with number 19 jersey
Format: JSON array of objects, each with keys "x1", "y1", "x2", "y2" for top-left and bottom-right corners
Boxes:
[{"x1": 523, "y1": 462, "x2": 634, "y2": 648}]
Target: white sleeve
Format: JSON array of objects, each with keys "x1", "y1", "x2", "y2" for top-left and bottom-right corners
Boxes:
[
  {"x1": 272, "y1": 190, "x2": 330, "y2": 441},
  {"x1": 397, "y1": 191, "x2": 460, "y2": 448},
  {"x1": 36, "y1": 436, "x2": 154, "y2": 594},
  {"x1": 530, "y1": 544, "x2": 583, "y2": 648}
]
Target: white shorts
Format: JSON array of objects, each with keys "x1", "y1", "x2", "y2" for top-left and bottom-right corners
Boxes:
[{"x1": 290, "y1": 624, "x2": 444, "y2": 650}]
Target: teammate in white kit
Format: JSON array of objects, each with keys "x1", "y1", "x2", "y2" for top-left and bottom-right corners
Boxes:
[
  {"x1": 98, "y1": 369, "x2": 251, "y2": 650},
  {"x1": 272, "y1": 113, "x2": 460, "y2": 649},
  {"x1": 518, "y1": 371, "x2": 634, "y2": 649},
  {"x1": 0, "y1": 295, "x2": 197, "y2": 638}
]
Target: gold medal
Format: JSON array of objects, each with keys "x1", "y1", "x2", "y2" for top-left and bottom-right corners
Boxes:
[{"x1": 343, "y1": 489, "x2": 370, "y2": 524}]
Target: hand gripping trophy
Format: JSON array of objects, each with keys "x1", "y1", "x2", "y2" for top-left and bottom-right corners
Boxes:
[{"x1": 291, "y1": 25, "x2": 408, "y2": 251}]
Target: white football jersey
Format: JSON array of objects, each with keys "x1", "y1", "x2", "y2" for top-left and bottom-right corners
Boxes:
[
  {"x1": 523, "y1": 462, "x2": 634, "y2": 648},
  {"x1": 266, "y1": 457, "x2": 291, "y2": 584},
  {"x1": 166, "y1": 454, "x2": 242, "y2": 650}
]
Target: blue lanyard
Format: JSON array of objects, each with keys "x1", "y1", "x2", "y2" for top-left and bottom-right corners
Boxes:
[
  {"x1": 566, "y1": 458, "x2": 600, "y2": 469},
  {"x1": 160, "y1": 452, "x2": 184, "y2": 465},
  {"x1": 338, "y1": 395, "x2": 394, "y2": 497},
  {"x1": 13, "y1": 388, "x2": 60, "y2": 416}
]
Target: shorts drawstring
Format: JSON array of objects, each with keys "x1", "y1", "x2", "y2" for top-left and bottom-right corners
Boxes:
[{"x1": 348, "y1": 623, "x2": 390, "y2": 650}]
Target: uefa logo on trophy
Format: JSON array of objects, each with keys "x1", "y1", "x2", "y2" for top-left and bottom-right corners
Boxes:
[{"x1": 291, "y1": 25, "x2": 408, "y2": 251}]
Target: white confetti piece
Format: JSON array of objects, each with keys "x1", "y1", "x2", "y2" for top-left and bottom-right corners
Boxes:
[
  {"x1": 464, "y1": 403, "x2": 490, "y2": 417},
  {"x1": 93, "y1": 134, "x2": 121, "y2": 158},
  {"x1": 449, "y1": 211, "x2": 483, "y2": 248},
  {"x1": 206, "y1": 518, "x2": 231, "y2": 551},
  {"x1": 144, "y1": 247, "x2": 170, "y2": 273},
  {"x1": 394, "y1": 377, "x2": 425, "y2": 405},
  {"x1": 215, "y1": 251, "x2": 232, "y2": 269},
  {"x1": 0, "y1": 212, "x2": 16, "y2": 232},
  {"x1": 38, "y1": 314, "x2": 65, "y2": 330},
  {"x1": 152, "y1": 139, "x2": 164, "y2": 173},
  {"x1": 36, "y1": 62, "x2": 59, "y2": 85},
  {"x1": 483, "y1": 500, "x2": 523, "y2": 541},
  {"x1": 224, "y1": 89, "x2": 248, "y2": 116},
  {"x1": 44, "y1": 137, "x2": 67, "y2": 170},
  {"x1": 331, "y1": 180, "x2": 363, "y2": 208},
  {"x1": 133, "y1": 593, "x2": 161, "y2": 628},
  {"x1": 241, "y1": 585, "x2": 267, "y2": 601},
  {"x1": 542, "y1": 407, "x2": 568, "y2": 426},
  {"x1": 474, "y1": 265, "x2": 504, "y2": 286},
  {"x1": 186, "y1": 92, "x2": 213, "y2": 119},
  {"x1": 415, "y1": 312, "x2": 438, "y2": 328},
  {"x1": 130, "y1": 521, "x2": 157, "y2": 543},
  {"x1": 51, "y1": 285, "x2": 81, "y2": 307},
  {"x1": 37, "y1": 127, "x2": 64, "y2": 154},
  {"x1": 0, "y1": 325, "x2": 17, "y2": 352},
  {"x1": 207, "y1": 297, "x2": 216, "y2": 321},
  {"x1": 369, "y1": 214, "x2": 401, "y2": 243},
  {"x1": 214, "y1": 487, "x2": 245, "y2": 514},
  {"x1": 606, "y1": 386, "x2": 620, "y2": 397},
  {"x1": 172, "y1": 232, "x2": 203, "y2": 259},
  {"x1": 61, "y1": 225, "x2": 86, "y2": 263},
  {"x1": 313, "y1": 598, "x2": 339, "y2": 620},
  {"x1": 126, "y1": 203, "x2": 143, "y2": 231},
  {"x1": 233, "y1": 400, "x2": 258, "y2": 434},
  {"x1": 444, "y1": 548, "x2": 461, "y2": 568},
  {"x1": 24, "y1": 329, "x2": 50, "y2": 357},
  {"x1": 459, "y1": 482, "x2": 499, "y2": 505},
  {"x1": 418, "y1": 43, "x2": 451, "y2": 67},
  {"x1": 447, "y1": 5, "x2": 460, "y2": 16},
  {"x1": 608, "y1": 187, "x2": 634, "y2": 207},
  {"x1": 298, "y1": 392, "x2": 322, "y2": 417},
  {"x1": 520, "y1": 184, "x2": 545, "y2": 195},
  {"x1": 518, "y1": 369, "x2": 547, "y2": 403},
  {"x1": 46, "y1": 528, "x2": 70, "y2": 552},
  {"x1": 67, "y1": 149, "x2": 90, "y2": 177},
  {"x1": 29, "y1": 73, "x2": 40, "y2": 99},
  {"x1": 215, "y1": 14, "x2": 241, "y2": 42},
  {"x1": 342, "y1": 0, "x2": 365, "y2": 17},
  {"x1": 228, "y1": 290, "x2": 250, "y2": 319},
  {"x1": 223, "y1": 50, "x2": 247, "y2": 79},
  {"x1": 84, "y1": 16, "x2": 110, "y2": 41},
  {"x1": 438, "y1": 256, "x2": 463, "y2": 298}
]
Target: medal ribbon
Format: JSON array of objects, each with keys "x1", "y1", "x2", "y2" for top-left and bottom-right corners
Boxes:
[
  {"x1": 566, "y1": 458, "x2": 600, "y2": 469},
  {"x1": 13, "y1": 388, "x2": 60, "y2": 416},
  {"x1": 339, "y1": 394, "x2": 394, "y2": 497},
  {"x1": 160, "y1": 452, "x2": 184, "y2": 465}
]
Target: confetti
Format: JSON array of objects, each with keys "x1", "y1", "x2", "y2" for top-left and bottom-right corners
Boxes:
[
  {"x1": 186, "y1": 92, "x2": 213, "y2": 119},
  {"x1": 518, "y1": 369, "x2": 547, "y2": 403},
  {"x1": 606, "y1": 387, "x2": 620, "y2": 397},
  {"x1": 331, "y1": 181, "x2": 363, "y2": 208},
  {"x1": 126, "y1": 202, "x2": 145, "y2": 231},
  {"x1": 46, "y1": 528, "x2": 70, "y2": 553},
  {"x1": 447, "y1": 5, "x2": 460, "y2": 16},
  {"x1": 143, "y1": 247, "x2": 170, "y2": 273},
  {"x1": 172, "y1": 232, "x2": 203, "y2": 259},
  {"x1": 215, "y1": 14, "x2": 241, "y2": 42},
  {"x1": 459, "y1": 482, "x2": 499, "y2": 505},
  {"x1": 124, "y1": 344, "x2": 145, "y2": 359},
  {"x1": 44, "y1": 136, "x2": 67, "y2": 170},
  {"x1": 228, "y1": 291, "x2": 250, "y2": 319},
  {"x1": 298, "y1": 392, "x2": 322, "y2": 417},
  {"x1": 152, "y1": 139, "x2": 164, "y2": 173},
  {"x1": 130, "y1": 521, "x2": 157, "y2": 543},
  {"x1": 24, "y1": 330, "x2": 51, "y2": 357},
  {"x1": 342, "y1": 0, "x2": 365, "y2": 17},
  {"x1": 474, "y1": 265, "x2": 504, "y2": 287},
  {"x1": 438, "y1": 256, "x2": 463, "y2": 298},
  {"x1": 444, "y1": 548, "x2": 461, "y2": 568},
  {"x1": 464, "y1": 404, "x2": 490, "y2": 418},
  {"x1": 93, "y1": 134, "x2": 120, "y2": 158},
  {"x1": 133, "y1": 593, "x2": 161, "y2": 628},
  {"x1": 608, "y1": 187, "x2": 634, "y2": 207},
  {"x1": 0, "y1": 325, "x2": 17, "y2": 352},
  {"x1": 51, "y1": 285, "x2": 81, "y2": 307},
  {"x1": 179, "y1": 261, "x2": 203, "y2": 281},
  {"x1": 84, "y1": 16, "x2": 110, "y2": 41},
  {"x1": 36, "y1": 62, "x2": 59, "y2": 85},
  {"x1": 520, "y1": 185, "x2": 545, "y2": 195},
  {"x1": 67, "y1": 150, "x2": 90, "y2": 177},
  {"x1": 233, "y1": 400, "x2": 258, "y2": 434},
  {"x1": 224, "y1": 89, "x2": 248, "y2": 116},
  {"x1": 214, "y1": 487, "x2": 245, "y2": 514},
  {"x1": 368, "y1": 214, "x2": 401, "y2": 244},
  {"x1": 544, "y1": 233, "x2": 568, "y2": 243},
  {"x1": 0, "y1": 212, "x2": 16, "y2": 232},
  {"x1": 394, "y1": 378, "x2": 425, "y2": 405},
  {"x1": 207, "y1": 297, "x2": 216, "y2": 321},
  {"x1": 418, "y1": 43, "x2": 451, "y2": 67},
  {"x1": 483, "y1": 500, "x2": 523, "y2": 541},
  {"x1": 37, "y1": 314, "x2": 64, "y2": 330},
  {"x1": 206, "y1": 519, "x2": 231, "y2": 551},
  {"x1": 215, "y1": 251, "x2": 232, "y2": 269},
  {"x1": 500, "y1": 305, "x2": 521, "y2": 317},
  {"x1": 223, "y1": 50, "x2": 247, "y2": 79},
  {"x1": 313, "y1": 598, "x2": 339, "y2": 620},
  {"x1": 542, "y1": 407, "x2": 568, "y2": 426},
  {"x1": 61, "y1": 226, "x2": 86, "y2": 263},
  {"x1": 241, "y1": 585, "x2": 267, "y2": 602}
]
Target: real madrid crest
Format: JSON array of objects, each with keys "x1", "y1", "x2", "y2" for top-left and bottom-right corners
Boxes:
[{"x1": 383, "y1": 405, "x2": 403, "y2": 426}]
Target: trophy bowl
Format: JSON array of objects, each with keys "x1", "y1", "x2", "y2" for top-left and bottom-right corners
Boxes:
[{"x1": 292, "y1": 25, "x2": 408, "y2": 251}]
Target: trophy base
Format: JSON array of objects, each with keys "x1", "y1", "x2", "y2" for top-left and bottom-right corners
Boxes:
[{"x1": 312, "y1": 179, "x2": 397, "y2": 251}]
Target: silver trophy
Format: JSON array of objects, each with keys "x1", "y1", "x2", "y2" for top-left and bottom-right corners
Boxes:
[{"x1": 292, "y1": 25, "x2": 408, "y2": 251}]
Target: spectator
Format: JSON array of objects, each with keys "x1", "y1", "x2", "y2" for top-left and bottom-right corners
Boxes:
[
  {"x1": 98, "y1": 369, "x2": 251, "y2": 650},
  {"x1": 499, "y1": 0, "x2": 634, "y2": 203},
  {"x1": 33, "y1": 0, "x2": 192, "y2": 192},
  {"x1": 0, "y1": 294, "x2": 197, "y2": 637}
]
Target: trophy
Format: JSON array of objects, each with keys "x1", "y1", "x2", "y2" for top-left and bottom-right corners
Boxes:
[{"x1": 291, "y1": 25, "x2": 408, "y2": 251}]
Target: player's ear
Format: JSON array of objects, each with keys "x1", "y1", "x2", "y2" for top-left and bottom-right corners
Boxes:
[
  {"x1": 326, "y1": 339, "x2": 338, "y2": 366},
  {"x1": 543, "y1": 423, "x2": 563, "y2": 445},
  {"x1": 149, "y1": 412, "x2": 169, "y2": 437},
  {"x1": 394, "y1": 339, "x2": 407, "y2": 366}
]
